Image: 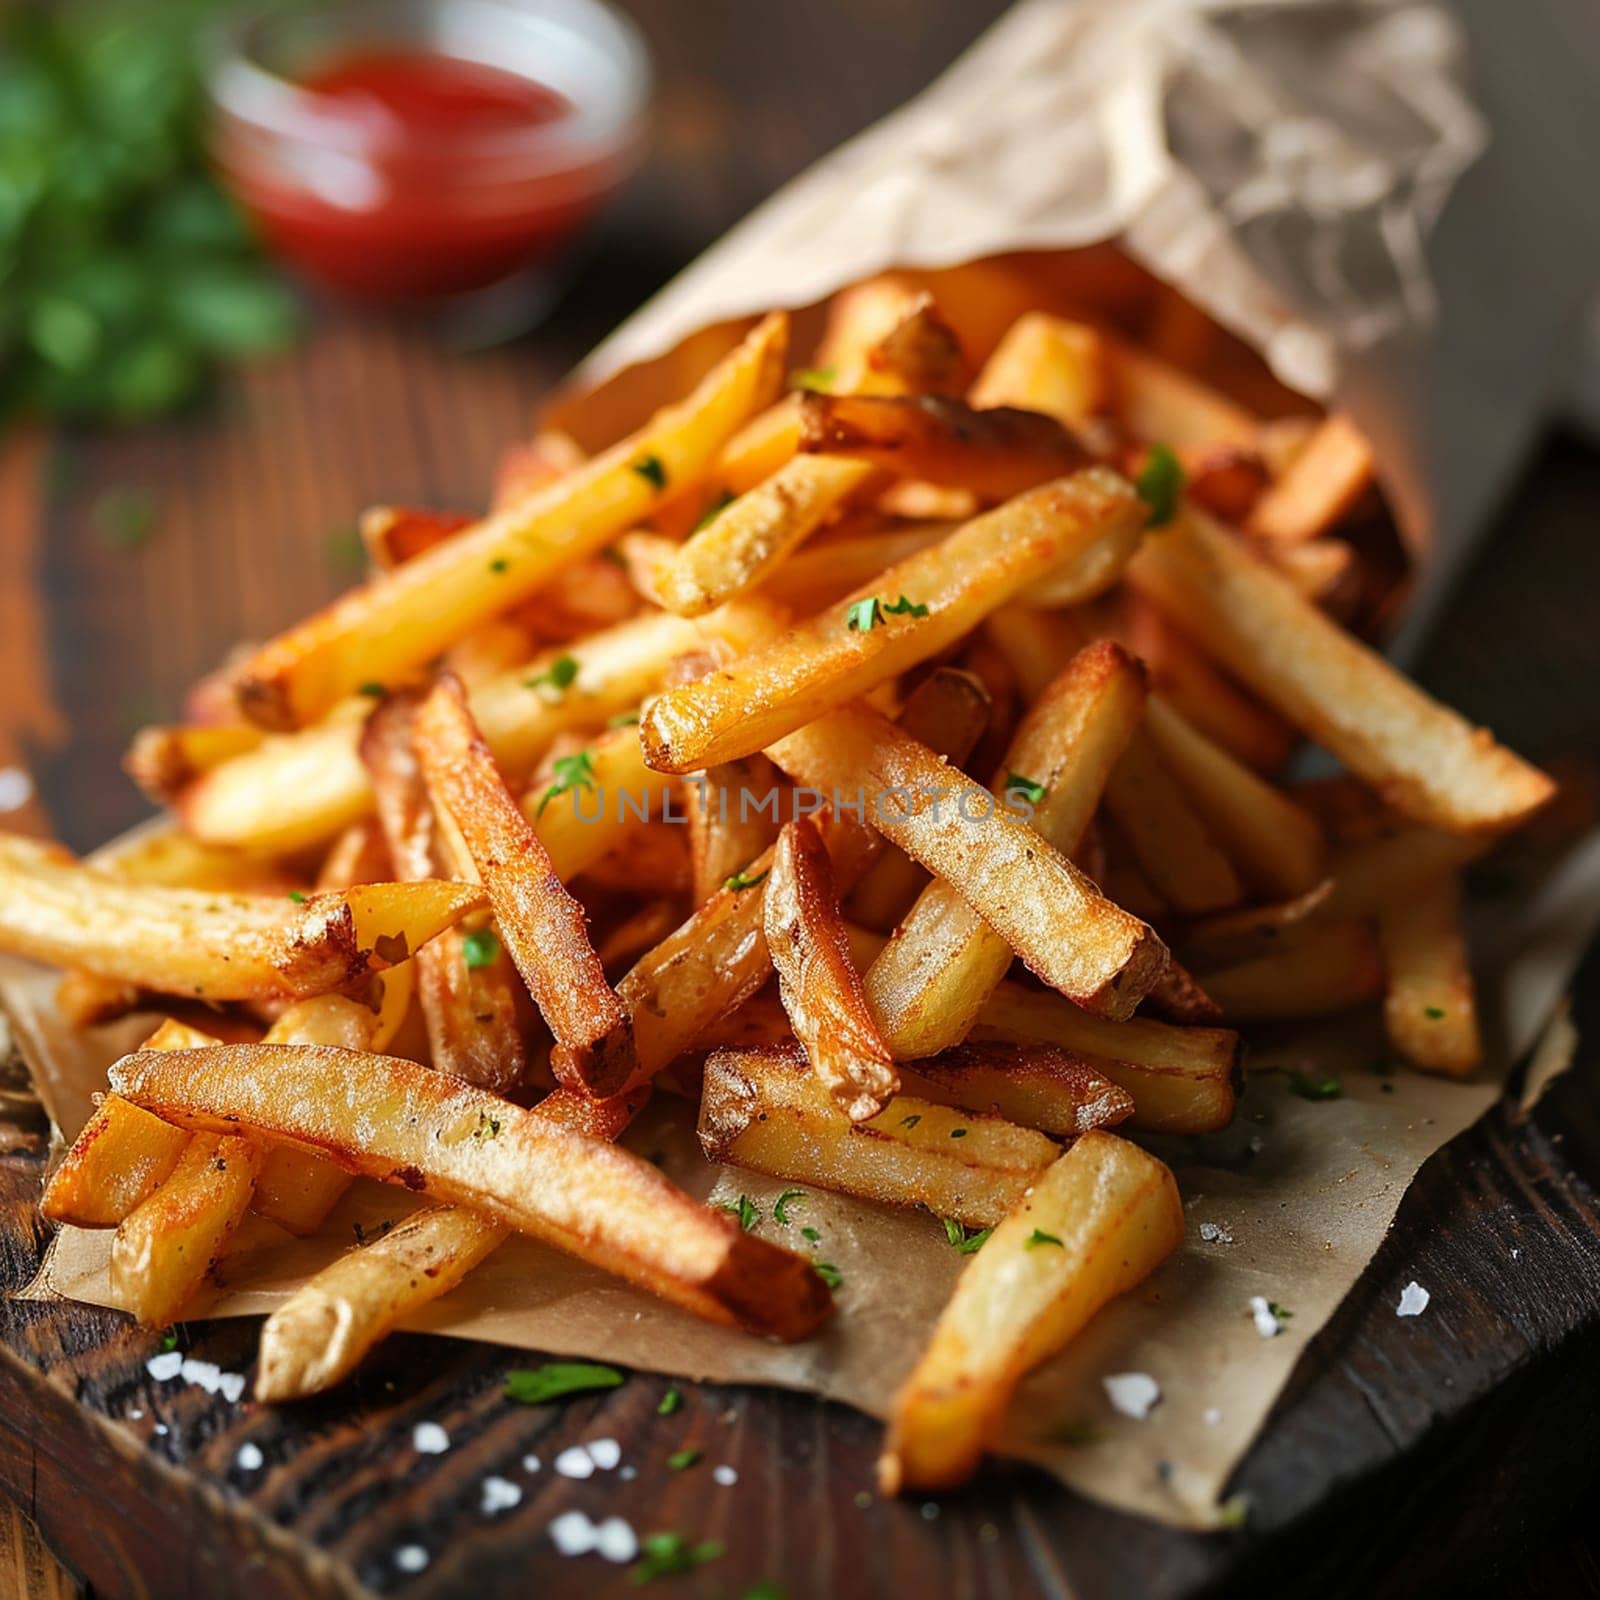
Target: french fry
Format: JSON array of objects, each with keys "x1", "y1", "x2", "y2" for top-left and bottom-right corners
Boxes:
[
  {"x1": 968, "y1": 313, "x2": 1108, "y2": 427},
  {"x1": 109, "y1": 1043, "x2": 833, "y2": 1340},
  {"x1": 698, "y1": 1044, "x2": 1058, "y2": 1229},
  {"x1": 0, "y1": 834, "x2": 480, "y2": 1002},
  {"x1": 1201, "y1": 920, "x2": 1384, "y2": 1023},
  {"x1": 41, "y1": 1095, "x2": 192, "y2": 1228},
  {"x1": 1320, "y1": 825, "x2": 1492, "y2": 921},
  {"x1": 256, "y1": 1204, "x2": 508, "y2": 1401},
  {"x1": 642, "y1": 468, "x2": 1146, "y2": 771},
  {"x1": 1247, "y1": 414, "x2": 1373, "y2": 544},
  {"x1": 1256, "y1": 536, "x2": 1358, "y2": 608},
  {"x1": 684, "y1": 753, "x2": 781, "y2": 906},
  {"x1": 768, "y1": 701, "x2": 1167, "y2": 1019},
  {"x1": 179, "y1": 610, "x2": 703, "y2": 856},
  {"x1": 618, "y1": 668, "x2": 992, "y2": 1087},
  {"x1": 413, "y1": 674, "x2": 632, "y2": 1096},
  {"x1": 759, "y1": 520, "x2": 951, "y2": 612},
  {"x1": 880, "y1": 1131, "x2": 1184, "y2": 1493},
  {"x1": 1142, "y1": 958, "x2": 1224, "y2": 1026},
  {"x1": 897, "y1": 1042, "x2": 1133, "y2": 1138},
  {"x1": 109, "y1": 1133, "x2": 261, "y2": 1327},
  {"x1": 87, "y1": 824, "x2": 288, "y2": 894},
  {"x1": 765, "y1": 817, "x2": 898, "y2": 1121},
  {"x1": 1102, "y1": 726, "x2": 1243, "y2": 915},
  {"x1": 795, "y1": 393, "x2": 1090, "y2": 500},
  {"x1": 1107, "y1": 340, "x2": 1260, "y2": 449},
  {"x1": 1179, "y1": 879, "x2": 1335, "y2": 969},
  {"x1": 124, "y1": 721, "x2": 264, "y2": 803},
  {"x1": 864, "y1": 641, "x2": 1147, "y2": 1057},
  {"x1": 864, "y1": 294, "x2": 970, "y2": 396},
  {"x1": 1376, "y1": 874, "x2": 1481, "y2": 1076},
  {"x1": 362, "y1": 692, "x2": 526, "y2": 1093},
  {"x1": 359, "y1": 505, "x2": 476, "y2": 569},
  {"x1": 1130, "y1": 509, "x2": 1554, "y2": 832},
  {"x1": 232, "y1": 313, "x2": 787, "y2": 729}
]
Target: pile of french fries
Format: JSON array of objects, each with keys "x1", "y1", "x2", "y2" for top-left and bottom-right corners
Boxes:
[{"x1": 2, "y1": 268, "x2": 1554, "y2": 1494}]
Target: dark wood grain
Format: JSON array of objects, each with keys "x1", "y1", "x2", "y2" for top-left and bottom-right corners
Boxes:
[{"x1": 3, "y1": 1, "x2": 1600, "y2": 1596}]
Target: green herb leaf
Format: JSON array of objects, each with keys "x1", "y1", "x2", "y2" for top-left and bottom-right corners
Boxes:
[
  {"x1": 537, "y1": 749, "x2": 597, "y2": 816},
  {"x1": 942, "y1": 1218, "x2": 990, "y2": 1254},
  {"x1": 488, "y1": 557, "x2": 509, "y2": 574},
  {"x1": 1005, "y1": 772, "x2": 1046, "y2": 805},
  {"x1": 950, "y1": 1127, "x2": 968, "y2": 1139},
  {"x1": 631, "y1": 1532, "x2": 724, "y2": 1585},
  {"x1": 1135, "y1": 443, "x2": 1185, "y2": 528},
  {"x1": 1424, "y1": 1005, "x2": 1446, "y2": 1019},
  {"x1": 504, "y1": 1362, "x2": 625, "y2": 1405},
  {"x1": 773, "y1": 1188, "x2": 804, "y2": 1225},
  {"x1": 524, "y1": 654, "x2": 579, "y2": 698},
  {"x1": 471, "y1": 1110, "x2": 502, "y2": 1141},
  {"x1": 1267, "y1": 1300, "x2": 1293, "y2": 1323},
  {"x1": 1288, "y1": 1070, "x2": 1343, "y2": 1101},
  {"x1": 899, "y1": 1114, "x2": 921, "y2": 1129},
  {"x1": 1026, "y1": 1228, "x2": 1064, "y2": 1249},
  {"x1": 725, "y1": 867, "x2": 770, "y2": 892},
  {"x1": 287, "y1": 890, "x2": 307, "y2": 904},
  {"x1": 718, "y1": 1194, "x2": 761, "y2": 1232},
  {"x1": 631, "y1": 454, "x2": 668, "y2": 490},
  {"x1": 845, "y1": 597, "x2": 882, "y2": 633},
  {"x1": 158, "y1": 1329, "x2": 179, "y2": 1352},
  {"x1": 166, "y1": 267, "x2": 297, "y2": 356},
  {"x1": 666, "y1": 1448, "x2": 702, "y2": 1471},
  {"x1": 358, "y1": 682, "x2": 387, "y2": 699},
  {"x1": 813, "y1": 1261, "x2": 843, "y2": 1289},
  {"x1": 801, "y1": 1226, "x2": 821, "y2": 1243},
  {"x1": 461, "y1": 926, "x2": 500, "y2": 970},
  {"x1": 881, "y1": 594, "x2": 929, "y2": 618},
  {"x1": 657, "y1": 1386, "x2": 682, "y2": 1416},
  {"x1": 790, "y1": 365, "x2": 837, "y2": 393}
]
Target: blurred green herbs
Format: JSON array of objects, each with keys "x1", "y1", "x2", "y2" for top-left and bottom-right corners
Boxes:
[{"x1": 0, "y1": 1, "x2": 297, "y2": 426}]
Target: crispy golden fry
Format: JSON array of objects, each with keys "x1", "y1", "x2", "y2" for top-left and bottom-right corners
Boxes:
[
  {"x1": 768, "y1": 701, "x2": 1166, "y2": 1019},
  {"x1": 41, "y1": 1094, "x2": 192, "y2": 1228},
  {"x1": 971, "y1": 979, "x2": 1239, "y2": 1135},
  {"x1": 179, "y1": 611, "x2": 703, "y2": 856},
  {"x1": 232, "y1": 313, "x2": 786, "y2": 729},
  {"x1": 358, "y1": 504, "x2": 475, "y2": 569},
  {"x1": 109, "y1": 1133, "x2": 261, "y2": 1327},
  {"x1": 814, "y1": 276, "x2": 927, "y2": 378},
  {"x1": 1180, "y1": 880, "x2": 1335, "y2": 969},
  {"x1": 685, "y1": 753, "x2": 781, "y2": 906},
  {"x1": 865, "y1": 294, "x2": 970, "y2": 395},
  {"x1": 642, "y1": 468, "x2": 1146, "y2": 772},
  {"x1": 1143, "y1": 959, "x2": 1224, "y2": 1026},
  {"x1": 1247, "y1": 414, "x2": 1373, "y2": 544},
  {"x1": 844, "y1": 834, "x2": 932, "y2": 934},
  {"x1": 968, "y1": 313, "x2": 1108, "y2": 426},
  {"x1": 109, "y1": 1043, "x2": 833, "y2": 1340},
  {"x1": 765, "y1": 817, "x2": 898, "y2": 1121},
  {"x1": 1107, "y1": 340, "x2": 1259, "y2": 449},
  {"x1": 1143, "y1": 698, "x2": 1326, "y2": 898},
  {"x1": 1321, "y1": 825, "x2": 1492, "y2": 921},
  {"x1": 124, "y1": 721, "x2": 264, "y2": 803},
  {"x1": 87, "y1": 824, "x2": 288, "y2": 894},
  {"x1": 759, "y1": 520, "x2": 953, "y2": 614},
  {"x1": 618, "y1": 668, "x2": 991, "y2": 1088},
  {"x1": 796, "y1": 393, "x2": 1090, "y2": 501},
  {"x1": 414, "y1": 674, "x2": 632, "y2": 1096},
  {"x1": 257, "y1": 1204, "x2": 508, "y2": 1401},
  {"x1": 1377, "y1": 874, "x2": 1481, "y2": 1076},
  {"x1": 698, "y1": 1044, "x2": 1057, "y2": 1229},
  {"x1": 1130, "y1": 510, "x2": 1555, "y2": 832},
  {"x1": 880, "y1": 1131, "x2": 1184, "y2": 1493},
  {"x1": 898, "y1": 1042, "x2": 1133, "y2": 1138},
  {"x1": 1257, "y1": 536, "x2": 1358, "y2": 607},
  {"x1": 362, "y1": 692, "x2": 526, "y2": 1093},
  {"x1": 0, "y1": 833, "x2": 480, "y2": 1002},
  {"x1": 1103, "y1": 727, "x2": 1243, "y2": 915},
  {"x1": 1201, "y1": 920, "x2": 1384, "y2": 1023},
  {"x1": 864, "y1": 641, "x2": 1146, "y2": 1057}
]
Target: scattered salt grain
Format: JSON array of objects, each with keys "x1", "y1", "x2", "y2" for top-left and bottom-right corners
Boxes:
[
  {"x1": 522, "y1": 1454, "x2": 541, "y2": 1473},
  {"x1": 619, "y1": 1465, "x2": 637, "y2": 1481},
  {"x1": 412, "y1": 1422, "x2": 450, "y2": 1455},
  {"x1": 219, "y1": 1372, "x2": 246, "y2": 1403},
  {"x1": 586, "y1": 1437, "x2": 622, "y2": 1470},
  {"x1": 394, "y1": 1545, "x2": 429, "y2": 1573},
  {"x1": 128, "y1": 1409, "x2": 144, "y2": 1421},
  {"x1": 554, "y1": 1445, "x2": 596, "y2": 1479},
  {"x1": 594, "y1": 1517, "x2": 638, "y2": 1563},
  {"x1": 0, "y1": 767, "x2": 33, "y2": 813},
  {"x1": 153, "y1": 1424, "x2": 169, "y2": 1436},
  {"x1": 550, "y1": 1511, "x2": 599, "y2": 1556},
  {"x1": 146, "y1": 1351, "x2": 182, "y2": 1381},
  {"x1": 1203, "y1": 1408, "x2": 1222, "y2": 1427},
  {"x1": 235, "y1": 1443, "x2": 264, "y2": 1471},
  {"x1": 1396, "y1": 1280, "x2": 1430, "y2": 1317},
  {"x1": 480, "y1": 1475, "x2": 521, "y2": 1515},
  {"x1": 1198, "y1": 1222, "x2": 1233, "y2": 1245},
  {"x1": 1249, "y1": 1297, "x2": 1282, "y2": 1339},
  {"x1": 1511, "y1": 1248, "x2": 1522, "y2": 1261},
  {"x1": 712, "y1": 1465, "x2": 738, "y2": 1486},
  {"x1": 180, "y1": 1358, "x2": 223, "y2": 1394},
  {"x1": 1103, "y1": 1372, "x2": 1161, "y2": 1420}
]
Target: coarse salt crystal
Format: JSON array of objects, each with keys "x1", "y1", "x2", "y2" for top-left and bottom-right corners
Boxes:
[
  {"x1": 554, "y1": 1445, "x2": 595, "y2": 1479},
  {"x1": 1103, "y1": 1372, "x2": 1160, "y2": 1420},
  {"x1": 712, "y1": 1465, "x2": 738, "y2": 1486},
  {"x1": 1198, "y1": 1222, "x2": 1233, "y2": 1245},
  {"x1": 594, "y1": 1517, "x2": 638, "y2": 1563},
  {"x1": 181, "y1": 1358, "x2": 223, "y2": 1394},
  {"x1": 412, "y1": 1422, "x2": 450, "y2": 1455},
  {"x1": 522, "y1": 1454, "x2": 541, "y2": 1472},
  {"x1": 586, "y1": 1437, "x2": 622, "y2": 1470},
  {"x1": 618, "y1": 1465, "x2": 637, "y2": 1481},
  {"x1": 0, "y1": 768, "x2": 33, "y2": 813},
  {"x1": 480, "y1": 1475, "x2": 521, "y2": 1515},
  {"x1": 219, "y1": 1372, "x2": 246, "y2": 1404},
  {"x1": 549, "y1": 1511, "x2": 599, "y2": 1556},
  {"x1": 394, "y1": 1545, "x2": 429, "y2": 1573},
  {"x1": 1396, "y1": 1281, "x2": 1429, "y2": 1317},
  {"x1": 1249, "y1": 1297, "x2": 1282, "y2": 1339},
  {"x1": 146, "y1": 1351, "x2": 183, "y2": 1381},
  {"x1": 235, "y1": 1443, "x2": 264, "y2": 1471},
  {"x1": 153, "y1": 1424, "x2": 169, "y2": 1436},
  {"x1": 1203, "y1": 1408, "x2": 1222, "y2": 1427}
]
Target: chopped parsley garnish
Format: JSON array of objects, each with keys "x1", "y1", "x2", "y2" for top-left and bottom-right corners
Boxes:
[
  {"x1": 1135, "y1": 443, "x2": 1185, "y2": 528},
  {"x1": 93, "y1": 487, "x2": 158, "y2": 550},
  {"x1": 666, "y1": 1448, "x2": 702, "y2": 1471},
  {"x1": 1288, "y1": 1070, "x2": 1343, "y2": 1101},
  {"x1": 631, "y1": 1532, "x2": 724, "y2": 1585},
  {"x1": 773, "y1": 1188, "x2": 805, "y2": 1225},
  {"x1": 692, "y1": 490, "x2": 736, "y2": 532},
  {"x1": 848, "y1": 594, "x2": 930, "y2": 632},
  {"x1": 504, "y1": 1362, "x2": 625, "y2": 1405},
  {"x1": 942, "y1": 1218, "x2": 990, "y2": 1254},
  {"x1": 1051, "y1": 1419, "x2": 1105, "y2": 1447},
  {"x1": 812, "y1": 1261, "x2": 842, "y2": 1289},
  {"x1": 1267, "y1": 1301, "x2": 1293, "y2": 1324},
  {"x1": 801, "y1": 1226, "x2": 821, "y2": 1243},
  {"x1": 471, "y1": 1110, "x2": 501, "y2": 1142},
  {"x1": 158, "y1": 1330, "x2": 179, "y2": 1352},
  {"x1": 631, "y1": 453, "x2": 668, "y2": 490},
  {"x1": 950, "y1": 1127, "x2": 968, "y2": 1139},
  {"x1": 725, "y1": 867, "x2": 770, "y2": 892},
  {"x1": 488, "y1": 557, "x2": 509, "y2": 574},
  {"x1": 461, "y1": 926, "x2": 500, "y2": 970},
  {"x1": 882, "y1": 594, "x2": 929, "y2": 617},
  {"x1": 1026, "y1": 1229, "x2": 1064, "y2": 1250},
  {"x1": 657, "y1": 1386, "x2": 682, "y2": 1416},
  {"x1": 1424, "y1": 1005, "x2": 1446, "y2": 1019},
  {"x1": 607, "y1": 709, "x2": 642, "y2": 728},
  {"x1": 525, "y1": 654, "x2": 579, "y2": 698},
  {"x1": 718, "y1": 1194, "x2": 761, "y2": 1231},
  {"x1": 899, "y1": 1114, "x2": 922, "y2": 1130},
  {"x1": 537, "y1": 749, "x2": 597, "y2": 817},
  {"x1": 790, "y1": 365, "x2": 837, "y2": 393},
  {"x1": 357, "y1": 682, "x2": 387, "y2": 698},
  {"x1": 1006, "y1": 772, "x2": 1046, "y2": 805},
  {"x1": 287, "y1": 890, "x2": 307, "y2": 904}
]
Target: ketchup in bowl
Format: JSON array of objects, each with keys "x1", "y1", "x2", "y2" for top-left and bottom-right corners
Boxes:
[{"x1": 209, "y1": 0, "x2": 648, "y2": 304}]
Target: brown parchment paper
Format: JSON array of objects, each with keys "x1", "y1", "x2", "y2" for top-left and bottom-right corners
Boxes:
[{"x1": 7, "y1": 0, "x2": 1600, "y2": 1534}]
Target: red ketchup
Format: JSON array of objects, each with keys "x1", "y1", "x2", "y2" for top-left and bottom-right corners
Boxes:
[{"x1": 217, "y1": 49, "x2": 625, "y2": 301}]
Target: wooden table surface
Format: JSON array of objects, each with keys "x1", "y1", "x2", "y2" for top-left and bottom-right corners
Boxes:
[{"x1": 3, "y1": 2, "x2": 1600, "y2": 1596}]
